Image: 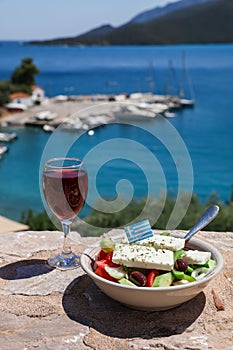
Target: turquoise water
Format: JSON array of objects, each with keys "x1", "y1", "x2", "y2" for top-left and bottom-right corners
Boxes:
[{"x1": 0, "y1": 42, "x2": 233, "y2": 221}]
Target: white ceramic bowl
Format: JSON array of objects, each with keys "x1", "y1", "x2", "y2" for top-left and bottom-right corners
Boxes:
[{"x1": 80, "y1": 236, "x2": 224, "y2": 311}]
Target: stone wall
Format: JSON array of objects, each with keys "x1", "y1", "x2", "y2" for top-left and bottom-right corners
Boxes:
[{"x1": 0, "y1": 230, "x2": 232, "y2": 350}]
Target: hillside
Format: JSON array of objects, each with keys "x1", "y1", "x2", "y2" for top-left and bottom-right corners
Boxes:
[
  {"x1": 130, "y1": 0, "x2": 215, "y2": 24},
  {"x1": 29, "y1": 0, "x2": 233, "y2": 46}
]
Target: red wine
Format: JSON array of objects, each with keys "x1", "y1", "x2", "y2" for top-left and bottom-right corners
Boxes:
[{"x1": 43, "y1": 169, "x2": 88, "y2": 220}]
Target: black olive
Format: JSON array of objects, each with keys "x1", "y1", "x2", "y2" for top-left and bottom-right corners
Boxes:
[{"x1": 129, "y1": 271, "x2": 147, "y2": 286}]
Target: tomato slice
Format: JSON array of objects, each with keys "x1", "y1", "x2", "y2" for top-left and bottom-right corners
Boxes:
[
  {"x1": 94, "y1": 266, "x2": 117, "y2": 282},
  {"x1": 105, "y1": 251, "x2": 114, "y2": 262},
  {"x1": 95, "y1": 259, "x2": 108, "y2": 268},
  {"x1": 97, "y1": 249, "x2": 108, "y2": 261},
  {"x1": 105, "y1": 251, "x2": 121, "y2": 267},
  {"x1": 146, "y1": 269, "x2": 160, "y2": 287}
]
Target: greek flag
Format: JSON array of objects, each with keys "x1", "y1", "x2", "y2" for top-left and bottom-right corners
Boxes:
[{"x1": 124, "y1": 219, "x2": 153, "y2": 244}]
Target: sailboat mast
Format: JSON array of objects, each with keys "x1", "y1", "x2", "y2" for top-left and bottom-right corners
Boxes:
[
  {"x1": 180, "y1": 51, "x2": 186, "y2": 98},
  {"x1": 179, "y1": 51, "x2": 195, "y2": 107},
  {"x1": 148, "y1": 62, "x2": 155, "y2": 94}
]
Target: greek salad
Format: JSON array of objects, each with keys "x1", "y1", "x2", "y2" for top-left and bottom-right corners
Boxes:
[{"x1": 91, "y1": 233, "x2": 216, "y2": 287}]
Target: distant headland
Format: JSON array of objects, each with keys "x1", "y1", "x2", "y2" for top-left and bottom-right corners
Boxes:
[{"x1": 28, "y1": 0, "x2": 233, "y2": 46}]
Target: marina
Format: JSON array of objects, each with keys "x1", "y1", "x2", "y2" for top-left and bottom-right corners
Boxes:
[{"x1": 0, "y1": 92, "x2": 190, "y2": 132}]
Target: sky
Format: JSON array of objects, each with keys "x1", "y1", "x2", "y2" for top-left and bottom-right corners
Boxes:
[{"x1": 0, "y1": 0, "x2": 180, "y2": 40}]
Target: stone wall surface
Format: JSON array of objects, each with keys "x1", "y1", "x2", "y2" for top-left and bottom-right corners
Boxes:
[{"x1": 0, "y1": 229, "x2": 232, "y2": 350}]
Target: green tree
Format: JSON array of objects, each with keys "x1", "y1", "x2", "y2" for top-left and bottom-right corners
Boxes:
[
  {"x1": 0, "y1": 80, "x2": 11, "y2": 106},
  {"x1": 21, "y1": 192, "x2": 233, "y2": 235},
  {"x1": 0, "y1": 91, "x2": 9, "y2": 106},
  {"x1": 11, "y1": 57, "x2": 39, "y2": 86},
  {"x1": 0, "y1": 58, "x2": 40, "y2": 106},
  {"x1": 20, "y1": 209, "x2": 57, "y2": 231}
]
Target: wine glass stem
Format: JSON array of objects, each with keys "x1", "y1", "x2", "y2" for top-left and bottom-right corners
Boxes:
[{"x1": 61, "y1": 219, "x2": 72, "y2": 255}]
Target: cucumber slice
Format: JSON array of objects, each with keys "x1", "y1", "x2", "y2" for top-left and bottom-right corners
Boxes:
[
  {"x1": 152, "y1": 272, "x2": 174, "y2": 287},
  {"x1": 205, "y1": 259, "x2": 216, "y2": 268},
  {"x1": 105, "y1": 265, "x2": 125, "y2": 280},
  {"x1": 119, "y1": 278, "x2": 136, "y2": 286}
]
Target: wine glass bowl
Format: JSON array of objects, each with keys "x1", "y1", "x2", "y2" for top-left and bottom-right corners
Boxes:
[{"x1": 42, "y1": 157, "x2": 88, "y2": 270}]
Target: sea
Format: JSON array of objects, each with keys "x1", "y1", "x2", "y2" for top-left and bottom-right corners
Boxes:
[{"x1": 0, "y1": 41, "x2": 233, "y2": 222}]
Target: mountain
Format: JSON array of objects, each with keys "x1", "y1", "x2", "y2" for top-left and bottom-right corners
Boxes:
[
  {"x1": 79, "y1": 24, "x2": 114, "y2": 37},
  {"x1": 29, "y1": 0, "x2": 233, "y2": 46},
  {"x1": 130, "y1": 0, "x2": 215, "y2": 24}
]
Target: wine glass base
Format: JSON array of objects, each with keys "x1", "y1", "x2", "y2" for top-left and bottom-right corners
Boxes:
[{"x1": 48, "y1": 253, "x2": 80, "y2": 270}]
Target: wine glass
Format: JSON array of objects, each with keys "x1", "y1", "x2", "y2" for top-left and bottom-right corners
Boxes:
[{"x1": 42, "y1": 157, "x2": 88, "y2": 270}]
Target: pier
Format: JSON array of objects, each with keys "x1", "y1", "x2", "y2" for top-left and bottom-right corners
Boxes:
[{"x1": 1, "y1": 93, "x2": 190, "y2": 131}]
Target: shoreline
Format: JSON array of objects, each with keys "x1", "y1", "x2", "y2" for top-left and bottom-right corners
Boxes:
[{"x1": 0, "y1": 92, "x2": 187, "y2": 131}]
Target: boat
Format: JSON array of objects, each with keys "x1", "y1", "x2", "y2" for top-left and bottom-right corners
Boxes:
[
  {"x1": 62, "y1": 115, "x2": 90, "y2": 131},
  {"x1": 5, "y1": 102, "x2": 27, "y2": 112},
  {"x1": 164, "y1": 55, "x2": 195, "y2": 109},
  {"x1": 135, "y1": 102, "x2": 169, "y2": 115},
  {"x1": 43, "y1": 124, "x2": 55, "y2": 132},
  {"x1": 114, "y1": 104, "x2": 157, "y2": 120},
  {"x1": 85, "y1": 114, "x2": 113, "y2": 128},
  {"x1": 0, "y1": 144, "x2": 8, "y2": 157},
  {"x1": 35, "y1": 110, "x2": 57, "y2": 121},
  {"x1": 0, "y1": 132, "x2": 17, "y2": 142},
  {"x1": 164, "y1": 111, "x2": 176, "y2": 118},
  {"x1": 53, "y1": 94, "x2": 68, "y2": 102},
  {"x1": 179, "y1": 97, "x2": 195, "y2": 107},
  {"x1": 178, "y1": 52, "x2": 195, "y2": 107},
  {"x1": 62, "y1": 117, "x2": 84, "y2": 130},
  {"x1": 62, "y1": 114, "x2": 113, "y2": 131},
  {"x1": 166, "y1": 97, "x2": 182, "y2": 110}
]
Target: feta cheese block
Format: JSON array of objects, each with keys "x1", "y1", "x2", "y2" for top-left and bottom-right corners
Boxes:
[
  {"x1": 182, "y1": 250, "x2": 211, "y2": 265},
  {"x1": 134, "y1": 234, "x2": 185, "y2": 252},
  {"x1": 112, "y1": 243, "x2": 174, "y2": 271}
]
